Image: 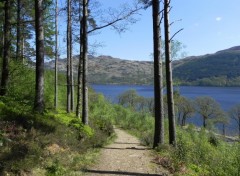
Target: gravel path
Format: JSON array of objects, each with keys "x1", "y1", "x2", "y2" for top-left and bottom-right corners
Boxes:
[{"x1": 85, "y1": 127, "x2": 168, "y2": 176}]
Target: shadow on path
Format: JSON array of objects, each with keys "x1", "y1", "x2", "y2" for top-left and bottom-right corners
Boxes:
[
  {"x1": 114, "y1": 142, "x2": 141, "y2": 145},
  {"x1": 85, "y1": 169, "x2": 163, "y2": 176},
  {"x1": 102, "y1": 147, "x2": 151, "y2": 151}
]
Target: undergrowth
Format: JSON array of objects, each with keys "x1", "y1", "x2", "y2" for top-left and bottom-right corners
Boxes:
[
  {"x1": 0, "y1": 64, "x2": 115, "y2": 175},
  {"x1": 113, "y1": 96, "x2": 240, "y2": 176}
]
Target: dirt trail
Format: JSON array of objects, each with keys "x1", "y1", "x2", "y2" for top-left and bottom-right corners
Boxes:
[{"x1": 85, "y1": 127, "x2": 168, "y2": 176}]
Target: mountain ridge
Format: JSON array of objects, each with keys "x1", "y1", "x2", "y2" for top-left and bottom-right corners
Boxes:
[{"x1": 45, "y1": 46, "x2": 240, "y2": 86}]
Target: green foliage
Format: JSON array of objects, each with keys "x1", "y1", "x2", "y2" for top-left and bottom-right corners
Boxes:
[
  {"x1": 113, "y1": 104, "x2": 154, "y2": 145},
  {"x1": 117, "y1": 89, "x2": 154, "y2": 113},
  {"x1": 0, "y1": 64, "x2": 116, "y2": 174},
  {"x1": 115, "y1": 90, "x2": 240, "y2": 175},
  {"x1": 0, "y1": 98, "x2": 114, "y2": 174},
  {"x1": 69, "y1": 119, "x2": 94, "y2": 139},
  {"x1": 228, "y1": 104, "x2": 240, "y2": 136},
  {"x1": 161, "y1": 40, "x2": 187, "y2": 60},
  {"x1": 195, "y1": 96, "x2": 227, "y2": 128},
  {"x1": 173, "y1": 50, "x2": 240, "y2": 86},
  {"x1": 46, "y1": 160, "x2": 67, "y2": 176},
  {"x1": 154, "y1": 126, "x2": 240, "y2": 175},
  {"x1": 7, "y1": 61, "x2": 35, "y2": 107}
]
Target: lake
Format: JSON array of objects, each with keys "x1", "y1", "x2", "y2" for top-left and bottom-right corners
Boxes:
[{"x1": 91, "y1": 84, "x2": 240, "y2": 135}]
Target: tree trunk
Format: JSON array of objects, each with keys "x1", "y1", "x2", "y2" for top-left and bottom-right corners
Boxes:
[
  {"x1": 178, "y1": 112, "x2": 181, "y2": 125},
  {"x1": 152, "y1": 0, "x2": 164, "y2": 148},
  {"x1": 222, "y1": 124, "x2": 226, "y2": 136},
  {"x1": 0, "y1": 24, "x2": 3, "y2": 59},
  {"x1": 76, "y1": 51, "x2": 83, "y2": 118},
  {"x1": 70, "y1": 25, "x2": 74, "y2": 112},
  {"x1": 0, "y1": 0, "x2": 11, "y2": 96},
  {"x1": 54, "y1": 0, "x2": 58, "y2": 109},
  {"x1": 76, "y1": 14, "x2": 83, "y2": 118},
  {"x1": 16, "y1": 0, "x2": 21, "y2": 60},
  {"x1": 34, "y1": 0, "x2": 45, "y2": 112},
  {"x1": 21, "y1": 36, "x2": 25, "y2": 62},
  {"x1": 66, "y1": 0, "x2": 71, "y2": 113},
  {"x1": 164, "y1": 0, "x2": 176, "y2": 146},
  {"x1": 82, "y1": 0, "x2": 89, "y2": 125},
  {"x1": 203, "y1": 116, "x2": 207, "y2": 128},
  {"x1": 181, "y1": 114, "x2": 186, "y2": 126},
  {"x1": 238, "y1": 119, "x2": 240, "y2": 139}
]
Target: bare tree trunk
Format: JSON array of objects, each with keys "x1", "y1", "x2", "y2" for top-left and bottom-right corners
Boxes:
[
  {"x1": 34, "y1": 0, "x2": 45, "y2": 112},
  {"x1": 76, "y1": 14, "x2": 83, "y2": 118},
  {"x1": 222, "y1": 124, "x2": 226, "y2": 136},
  {"x1": 181, "y1": 114, "x2": 186, "y2": 126},
  {"x1": 66, "y1": 0, "x2": 71, "y2": 113},
  {"x1": 0, "y1": 0, "x2": 11, "y2": 96},
  {"x1": 76, "y1": 51, "x2": 83, "y2": 118},
  {"x1": 203, "y1": 117, "x2": 207, "y2": 128},
  {"x1": 152, "y1": 0, "x2": 164, "y2": 148},
  {"x1": 21, "y1": 35, "x2": 25, "y2": 62},
  {"x1": 54, "y1": 0, "x2": 58, "y2": 109},
  {"x1": 70, "y1": 24, "x2": 74, "y2": 112},
  {"x1": 16, "y1": 0, "x2": 21, "y2": 60},
  {"x1": 0, "y1": 24, "x2": 3, "y2": 59},
  {"x1": 238, "y1": 119, "x2": 240, "y2": 138},
  {"x1": 82, "y1": 0, "x2": 89, "y2": 125},
  {"x1": 164, "y1": 0, "x2": 176, "y2": 146}
]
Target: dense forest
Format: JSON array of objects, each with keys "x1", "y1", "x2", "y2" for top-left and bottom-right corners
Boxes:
[{"x1": 0, "y1": 0, "x2": 239, "y2": 175}]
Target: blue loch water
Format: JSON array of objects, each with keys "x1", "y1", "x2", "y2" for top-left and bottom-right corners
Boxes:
[{"x1": 91, "y1": 84, "x2": 240, "y2": 135}]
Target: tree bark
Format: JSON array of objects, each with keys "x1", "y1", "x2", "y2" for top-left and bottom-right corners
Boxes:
[
  {"x1": 34, "y1": 0, "x2": 45, "y2": 112},
  {"x1": 0, "y1": 0, "x2": 11, "y2": 96},
  {"x1": 54, "y1": 0, "x2": 58, "y2": 110},
  {"x1": 21, "y1": 36, "x2": 25, "y2": 62},
  {"x1": 16, "y1": 0, "x2": 21, "y2": 60},
  {"x1": 152, "y1": 0, "x2": 164, "y2": 148},
  {"x1": 66, "y1": 0, "x2": 71, "y2": 113},
  {"x1": 0, "y1": 24, "x2": 3, "y2": 59},
  {"x1": 76, "y1": 15, "x2": 83, "y2": 118},
  {"x1": 82, "y1": 0, "x2": 89, "y2": 125},
  {"x1": 76, "y1": 51, "x2": 83, "y2": 118},
  {"x1": 70, "y1": 24, "x2": 74, "y2": 112},
  {"x1": 203, "y1": 116, "x2": 207, "y2": 128},
  {"x1": 164, "y1": 0, "x2": 176, "y2": 146},
  {"x1": 181, "y1": 114, "x2": 186, "y2": 126}
]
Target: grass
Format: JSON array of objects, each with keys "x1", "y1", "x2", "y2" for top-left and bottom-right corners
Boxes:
[
  {"x1": 0, "y1": 97, "x2": 116, "y2": 175},
  {"x1": 0, "y1": 63, "x2": 116, "y2": 175},
  {"x1": 112, "y1": 94, "x2": 240, "y2": 176}
]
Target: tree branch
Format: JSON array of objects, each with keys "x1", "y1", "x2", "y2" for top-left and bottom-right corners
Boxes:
[
  {"x1": 170, "y1": 28, "x2": 183, "y2": 41},
  {"x1": 170, "y1": 19, "x2": 182, "y2": 26},
  {"x1": 87, "y1": 6, "x2": 143, "y2": 34}
]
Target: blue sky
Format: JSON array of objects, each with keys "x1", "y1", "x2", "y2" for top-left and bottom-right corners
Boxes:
[{"x1": 59, "y1": 0, "x2": 240, "y2": 61}]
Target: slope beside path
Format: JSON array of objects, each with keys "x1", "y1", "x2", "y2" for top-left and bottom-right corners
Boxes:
[{"x1": 84, "y1": 127, "x2": 169, "y2": 176}]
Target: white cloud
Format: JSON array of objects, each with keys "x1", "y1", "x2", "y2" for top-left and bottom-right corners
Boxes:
[{"x1": 216, "y1": 17, "x2": 222, "y2": 21}]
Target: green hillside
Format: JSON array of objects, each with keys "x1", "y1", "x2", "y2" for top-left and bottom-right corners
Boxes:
[{"x1": 173, "y1": 46, "x2": 240, "y2": 86}]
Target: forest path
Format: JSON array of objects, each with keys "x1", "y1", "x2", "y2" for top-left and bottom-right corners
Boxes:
[{"x1": 84, "y1": 127, "x2": 168, "y2": 176}]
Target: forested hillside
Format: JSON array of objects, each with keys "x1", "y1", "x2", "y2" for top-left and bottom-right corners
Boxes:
[
  {"x1": 173, "y1": 46, "x2": 240, "y2": 86},
  {"x1": 45, "y1": 46, "x2": 240, "y2": 86}
]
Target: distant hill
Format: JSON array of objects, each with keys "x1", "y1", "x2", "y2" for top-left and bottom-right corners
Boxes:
[
  {"x1": 173, "y1": 46, "x2": 240, "y2": 86},
  {"x1": 45, "y1": 55, "x2": 153, "y2": 85},
  {"x1": 45, "y1": 46, "x2": 240, "y2": 86}
]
